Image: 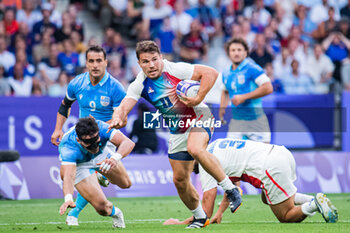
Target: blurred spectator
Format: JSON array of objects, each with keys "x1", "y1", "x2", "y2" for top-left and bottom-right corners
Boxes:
[
  {"x1": 155, "y1": 16, "x2": 175, "y2": 61},
  {"x1": 287, "y1": 37, "x2": 308, "y2": 74},
  {"x1": 3, "y1": 7, "x2": 18, "y2": 36},
  {"x1": 274, "y1": 2, "x2": 293, "y2": 38},
  {"x1": 67, "y1": 4, "x2": 84, "y2": 40},
  {"x1": 9, "y1": 34, "x2": 33, "y2": 64},
  {"x1": 340, "y1": 0, "x2": 350, "y2": 18},
  {"x1": 108, "y1": 0, "x2": 129, "y2": 34},
  {"x1": 273, "y1": 47, "x2": 292, "y2": 79},
  {"x1": 220, "y1": 0, "x2": 237, "y2": 42},
  {"x1": 250, "y1": 33, "x2": 273, "y2": 68},
  {"x1": 32, "y1": 30, "x2": 51, "y2": 64},
  {"x1": 322, "y1": 32, "x2": 350, "y2": 83},
  {"x1": 141, "y1": 0, "x2": 172, "y2": 39},
  {"x1": 179, "y1": 19, "x2": 208, "y2": 63},
  {"x1": 7, "y1": 62, "x2": 33, "y2": 96},
  {"x1": 310, "y1": 0, "x2": 340, "y2": 25},
  {"x1": 70, "y1": 30, "x2": 86, "y2": 54},
  {"x1": 0, "y1": 65, "x2": 10, "y2": 95},
  {"x1": 0, "y1": 35, "x2": 15, "y2": 73},
  {"x1": 293, "y1": 4, "x2": 317, "y2": 44},
  {"x1": 126, "y1": 0, "x2": 145, "y2": 40},
  {"x1": 105, "y1": 31, "x2": 127, "y2": 68},
  {"x1": 339, "y1": 17, "x2": 350, "y2": 38},
  {"x1": 12, "y1": 23, "x2": 34, "y2": 56},
  {"x1": 32, "y1": 3, "x2": 57, "y2": 43},
  {"x1": 312, "y1": 7, "x2": 339, "y2": 41},
  {"x1": 47, "y1": 70, "x2": 68, "y2": 97},
  {"x1": 16, "y1": 0, "x2": 41, "y2": 30},
  {"x1": 170, "y1": 0, "x2": 193, "y2": 38},
  {"x1": 8, "y1": 49, "x2": 35, "y2": 77},
  {"x1": 38, "y1": 43, "x2": 61, "y2": 89},
  {"x1": 243, "y1": 0, "x2": 271, "y2": 28},
  {"x1": 263, "y1": 24, "x2": 281, "y2": 54},
  {"x1": 240, "y1": 18, "x2": 256, "y2": 48},
  {"x1": 54, "y1": 12, "x2": 73, "y2": 43},
  {"x1": 282, "y1": 59, "x2": 314, "y2": 94},
  {"x1": 188, "y1": 0, "x2": 220, "y2": 40},
  {"x1": 306, "y1": 43, "x2": 335, "y2": 94},
  {"x1": 129, "y1": 103, "x2": 158, "y2": 154},
  {"x1": 265, "y1": 62, "x2": 284, "y2": 93},
  {"x1": 31, "y1": 78, "x2": 44, "y2": 96},
  {"x1": 107, "y1": 54, "x2": 128, "y2": 88},
  {"x1": 57, "y1": 39, "x2": 80, "y2": 77},
  {"x1": 48, "y1": 0, "x2": 62, "y2": 28}
]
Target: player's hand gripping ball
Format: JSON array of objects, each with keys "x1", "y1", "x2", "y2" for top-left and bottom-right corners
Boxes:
[{"x1": 176, "y1": 80, "x2": 200, "y2": 100}]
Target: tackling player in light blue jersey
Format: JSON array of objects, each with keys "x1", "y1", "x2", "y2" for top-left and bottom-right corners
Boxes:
[
  {"x1": 219, "y1": 37, "x2": 273, "y2": 143},
  {"x1": 51, "y1": 45, "x2": 128, "y2": 226},
  {"x1": 58, "y1": 118, "x2": 135, "y2": 228}
]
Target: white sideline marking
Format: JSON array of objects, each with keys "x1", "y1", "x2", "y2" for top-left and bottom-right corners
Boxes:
[{"x1": 1, "y1": 219, "x2": 350, "y2": 226}]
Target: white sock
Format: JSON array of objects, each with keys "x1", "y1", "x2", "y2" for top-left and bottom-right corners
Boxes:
[
  {"x1": 191, "y1": 203, "x2": 207, "y2": 219},
  {"x1": 301, "y1": 199, "x2": 317, "y2": 216},
  {"x1": 294, "y1": 193, "x2": 314, "y2": 205},
  {"x1": 218, "y1": 176, "x2": 235, "y2": 191}
]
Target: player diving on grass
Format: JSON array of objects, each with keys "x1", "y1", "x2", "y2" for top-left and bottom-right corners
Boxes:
[
  {"x1": 164, "y1": 138, "x2": 338, "y2": 225},
  {"x1": 50, "y1": 45, "x2": 130, "y2": 226},
  {"x1": 58, "y1": 117, "x2": 135, "y2": 228},
  {"x1": 108, "y1": 40, "x2": 242, "y2": 229}
]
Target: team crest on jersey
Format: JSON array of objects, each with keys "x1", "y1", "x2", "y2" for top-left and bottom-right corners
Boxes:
[
  {"x1": 148, "y1": 87, "x2": 155, "y2": 94},
  {"x1": 100, "y1": 96, "x2": 110, "y2": 106},
  {"x1": 237, "y1": 74, "x2": 245, "y2": 84},
  {"x1": 79, "y1": 94, "x2": 83, "y2": 100}
]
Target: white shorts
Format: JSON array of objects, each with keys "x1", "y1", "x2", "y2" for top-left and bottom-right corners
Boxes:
[
  {"x1": 75, "y1": 142, "x2": 115, "y2": 185},
  {"x1": 227, "y1": 114, "x2": 271, "y2": 143},
  {"x1": 168, "y1": 104, "x2": 214, "y2": 159},
  {"x1": 261, "y1": 145, "x2": 297, "y2": 205}
]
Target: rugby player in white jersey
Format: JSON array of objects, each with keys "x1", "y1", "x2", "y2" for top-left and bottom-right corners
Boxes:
[
  {"x1": 164, "y1": 138, "x2": 338, "y2": 225},
  {"x1": 109, "y1": 40, "x2": 242, "y2": 228}
]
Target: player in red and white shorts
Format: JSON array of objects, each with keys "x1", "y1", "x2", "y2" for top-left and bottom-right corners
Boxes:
[{"x1": 164, "y1": 138, "x2": 338, "y2": 224}]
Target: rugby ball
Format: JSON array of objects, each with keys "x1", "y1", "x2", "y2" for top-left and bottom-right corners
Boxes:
[{"x1": 176, "y1": 80, "x2": 200, "y2": 99}]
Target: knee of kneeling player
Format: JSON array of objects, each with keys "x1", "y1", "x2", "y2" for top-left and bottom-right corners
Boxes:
[{"x1": 95, "y1": 202, "x2": 111, "y2": 216}]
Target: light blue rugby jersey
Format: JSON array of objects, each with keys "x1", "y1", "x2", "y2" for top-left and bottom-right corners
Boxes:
[
  {"x1": 59, "y1": 120, "x2": 116, "y2": 164},
  {"x1": 222, "y1": 58, "x2": 266, "y2": 120},
  {"x1": 66, "y1": 71, "x2": 126, "y2": 122}
]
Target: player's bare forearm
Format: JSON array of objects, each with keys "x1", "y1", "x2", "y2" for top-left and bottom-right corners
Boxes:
[
  {"x1": 191, "y1": 65, "x2": 218, "y2": 101},
  {"x1": 242, "y1": 82, "x2": 273, "y2": 100},
  {"x1": 111, "y1": 131, "x2": 135, "y2": 158},
  {"x1": 55, "y1": 112, "x2": 68, "y2": 130},
  {"x1": 219, "y1": 90, "x2": 230, "y2": 119},
  {"x1": 60, "y1": 165, "x2": 76, "y2": 197}
]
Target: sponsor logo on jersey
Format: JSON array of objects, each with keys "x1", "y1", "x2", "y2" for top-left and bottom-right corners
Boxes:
[
  {"x1": 100, "y1": 96, "x2": 110, "y2": 106},
  {"x1": 237, "y1": 74, "x2": 245, "y2": 84},
  {"x1": 148, "y1": 87, "x2": 155, "y2": 94}
]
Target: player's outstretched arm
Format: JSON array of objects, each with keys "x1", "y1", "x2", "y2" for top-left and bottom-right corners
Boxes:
[
  {"x1": 108, "y1": 98, "x2": 137, "y2": 131},
  {"x1": 59, "y1": 165, "x2": 76, "y2": 215}
]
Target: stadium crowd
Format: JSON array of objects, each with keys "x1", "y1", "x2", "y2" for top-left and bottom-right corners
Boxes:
[{"x1": 0, "y1": 0, "x2": 350, "y2": 97}]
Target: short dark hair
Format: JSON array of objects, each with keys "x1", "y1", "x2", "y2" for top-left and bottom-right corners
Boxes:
[
  {"x1": 226, "y1": 37, "x2": 249, "y2": 55},
  {"x1": 75, "y1": 118, "x2": 99, "y2": 140},
  {"x1": 85, "y1": 45, "x2": 107, "y2": 60},
  {"x1": 135, "y1": 40, "x2": 160, "y2": 60}
]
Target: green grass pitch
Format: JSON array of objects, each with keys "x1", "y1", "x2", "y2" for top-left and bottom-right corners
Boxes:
[{"x1": 0, "y1": 193, "x2": 349, "y2": 233}]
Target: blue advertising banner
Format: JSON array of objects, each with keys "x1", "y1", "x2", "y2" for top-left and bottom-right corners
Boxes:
[{"x1": 0, "y1": 94, "x2": 339, "y2": 157}]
